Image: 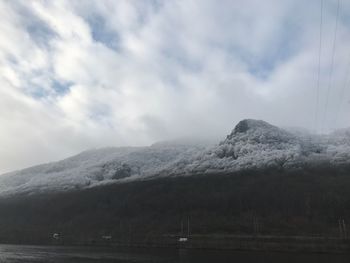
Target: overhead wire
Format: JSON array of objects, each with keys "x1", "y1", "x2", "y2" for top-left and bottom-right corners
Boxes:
[
  {"x1": 314, "y1": 0, "x2": 324, "y2": 133},
  {"x1": 322, "y1": 0, "x2": 341, "y2": 132}
]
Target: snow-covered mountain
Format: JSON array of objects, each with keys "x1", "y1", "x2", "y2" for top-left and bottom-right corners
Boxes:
[
  {"x1": 0, "y1": 143, "x2": 206, "y2": 196},
  {"x1": 1, "y1": 119, "x2": 350, "y2": 196}
]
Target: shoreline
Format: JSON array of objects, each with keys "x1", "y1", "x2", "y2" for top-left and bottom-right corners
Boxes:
[
  {"x1": 3, "y1": 234, "x2": 349, "y2": 254},
  {"x1": 110, "y1": 235, "x2": 350, "y2": 254}
]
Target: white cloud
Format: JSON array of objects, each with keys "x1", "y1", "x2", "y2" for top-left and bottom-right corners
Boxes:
[{"x1": 0, "y1": 0, "x2": 350, "y2": 173}]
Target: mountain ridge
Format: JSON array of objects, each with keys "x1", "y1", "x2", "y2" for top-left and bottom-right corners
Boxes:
[{"x1": 1, "y1": 119, "x2": 350, "y2": 196}]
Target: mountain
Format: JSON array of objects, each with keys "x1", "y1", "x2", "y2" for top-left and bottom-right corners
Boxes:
[
  {"x1": 1, "y1": 119, "x2": 350, "y2": 197},
  {"x1": 1, "y1": 120, "x2": 350, "y2": 245}
]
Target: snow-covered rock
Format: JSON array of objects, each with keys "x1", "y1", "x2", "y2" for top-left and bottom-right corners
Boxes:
[
  {"x1": 1, "y1": 119, "x2": 350, "y2": 196},
  {"x1": 160, "y1": 119, "x2": 350, "y2": 175}
]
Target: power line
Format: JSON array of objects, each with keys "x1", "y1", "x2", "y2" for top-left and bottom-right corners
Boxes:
[
  {"x1": 322, "y1": 0, "x2": 341, "y2": 132},
  {"x1": 314, "y1": 0, "x2": 324, "y2": 133}
]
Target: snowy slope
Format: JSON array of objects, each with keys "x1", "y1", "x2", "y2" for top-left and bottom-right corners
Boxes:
[
  {"x1": 1, "y1": 119, "x2": 350, "y2": 196},
  {"x1": 0, "y1": 143, "x2": 206, "y2": 196}
]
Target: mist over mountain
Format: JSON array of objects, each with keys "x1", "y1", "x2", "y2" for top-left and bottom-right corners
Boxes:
[{"x1": 1, "y1": 119, "x2": 350, "y2": 197}]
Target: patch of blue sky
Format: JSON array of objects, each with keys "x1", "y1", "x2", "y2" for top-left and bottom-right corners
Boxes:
[
  {"x1": 135, "y1": 0, "x2": 164, "y2": 26},
  {"x1": 52, "y1": 79, "x2": 72, "y2": 95},
  {"x1": 27, "y1": 87, "x2": 48, "y2": 99},
  {"x1": 26, "y1": 19, "x2": 56, "y2": 49},
  {"x1": 244, "y1": 21, "x2": 300, "y2": 80},
  {"x1": 26, "y1": 79, "x2": 72, "y2": 100},
  {"x1": 86, "y1": 14, "x2": 119, "y2": 50},
  {"x1": 14, "y1": 3, "x2": 57, "y2": 49}
]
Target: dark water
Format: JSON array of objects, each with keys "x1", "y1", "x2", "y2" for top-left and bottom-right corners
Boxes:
[{"x1": 0, "y1": 244, "x2": 349, "y2": 263}]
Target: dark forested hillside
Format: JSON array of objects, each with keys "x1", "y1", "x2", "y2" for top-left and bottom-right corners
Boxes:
[{"x1": 1, "y1": 165, "x2": 350, "y2": 245}]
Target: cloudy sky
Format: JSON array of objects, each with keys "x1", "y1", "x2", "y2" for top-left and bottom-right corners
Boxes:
[{"x1": 1, "y1": 0, "x2": 350, "y2": 173}]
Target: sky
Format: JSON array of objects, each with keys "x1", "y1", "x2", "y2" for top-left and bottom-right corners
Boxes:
[{"x1": 1, "y1": 0, "x2": 350, "y2": 174}]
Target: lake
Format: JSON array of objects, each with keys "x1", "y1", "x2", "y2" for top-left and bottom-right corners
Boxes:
[{"x1": 0, "y1": 244, "x2": 349, "y2": 262}]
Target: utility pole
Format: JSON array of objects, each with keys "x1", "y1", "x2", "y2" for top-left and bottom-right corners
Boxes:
[
  {"x1": 338, "y1": 218, "x2": 347, "y2": 239},
  {"x1": 181, "y1": 220, "x2": 184, "y2": 236},
  {"x1": 253, "y1": 216, "x2": 258, "y2": 235},
  {"x1": 187, "y1": 217, "x2": 190, "y2": 237},
  {"x1": 342, "y1": 219, "x2": 347, "y2": 239},
  {"x1": 339, "y1": 219, "x2": 343, "y2": 238}
]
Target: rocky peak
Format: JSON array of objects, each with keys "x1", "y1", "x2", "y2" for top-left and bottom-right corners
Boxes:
[
  {"x1": 233, "y1": 119, "x2": 276, "y2": 134},
  {"x1": 223, "y1": 119, "x2": 297, "y2": 146}
]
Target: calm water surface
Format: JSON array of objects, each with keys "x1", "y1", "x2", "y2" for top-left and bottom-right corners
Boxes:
[{"x1": 0, "y1": 244, "x2": 349, "y2": 262}]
